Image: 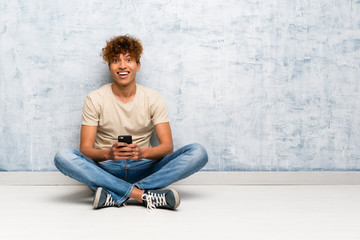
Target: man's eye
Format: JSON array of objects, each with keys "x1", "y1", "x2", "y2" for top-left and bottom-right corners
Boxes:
[
  {"x1": 113, "y1": 59, "x2": 119, "y2": 63},
  {"x1": 126, "y1": 59, "x2": 132, "y2": 62}
]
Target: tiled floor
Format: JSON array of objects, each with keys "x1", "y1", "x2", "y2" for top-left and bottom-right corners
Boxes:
[{"x1": 1, "y1": 185, "x2": 360, "y2": 240}]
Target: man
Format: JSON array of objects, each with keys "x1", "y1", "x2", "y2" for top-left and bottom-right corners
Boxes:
[{"x1": 54, "y1": 35, "x2": 208, "y2": 210}]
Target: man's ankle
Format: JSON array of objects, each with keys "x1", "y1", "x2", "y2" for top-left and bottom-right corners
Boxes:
[{"x1": 129, "y1": 187, "x2": 145, "y2": 203}]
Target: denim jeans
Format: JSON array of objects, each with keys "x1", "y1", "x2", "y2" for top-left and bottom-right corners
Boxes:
[{"x1": 54, "y1": 143, "x2": 208, "y2": 206}]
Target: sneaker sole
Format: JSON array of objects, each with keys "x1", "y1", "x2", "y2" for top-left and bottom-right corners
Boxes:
[
  {"x1": 93, "y1": 187, "x2": 103, "y2": 209},
  {"x1": 168, "y1": 188, "x2": 180, "y2": 209}
]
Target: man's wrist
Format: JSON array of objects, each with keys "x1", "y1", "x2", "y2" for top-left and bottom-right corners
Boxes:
[
  {"x1": 140, "y1": 147, "x2": 147, "y2": 159},
  {"x1": 104, "y1": 148, "x2": 111, "y2": 160}
]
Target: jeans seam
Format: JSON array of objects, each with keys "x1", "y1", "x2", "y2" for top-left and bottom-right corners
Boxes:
[
  {"x1": 117, "y1": 184, "x2": 134, "y2": 205},
  {"x1": 125, "y1": 160, "x2": 128, "y2": 181},
  {"x1": 135, "y1": 183, "x2": 143, "y2": 190}
]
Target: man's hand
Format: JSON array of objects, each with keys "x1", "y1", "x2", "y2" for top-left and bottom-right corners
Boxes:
[{"x1": 108, "y1": 142, "x2": 143, "y2": 161}]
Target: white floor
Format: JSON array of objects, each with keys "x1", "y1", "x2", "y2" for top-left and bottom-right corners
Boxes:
[{"x1": 1, "y1": 185, "x2": 360, "y2": 240}]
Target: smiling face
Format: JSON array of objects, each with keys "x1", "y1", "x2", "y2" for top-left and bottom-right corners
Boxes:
[{"x1": 109, "y1": 53, "x2": 141, "y2": 88}]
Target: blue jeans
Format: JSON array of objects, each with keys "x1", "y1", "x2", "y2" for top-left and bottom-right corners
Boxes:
[{"x1": 54, "y1": 143, "x2": 208, "y2": 206}]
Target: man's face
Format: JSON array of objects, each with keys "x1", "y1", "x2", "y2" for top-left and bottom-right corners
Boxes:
[{"x1": 109, "y1": 53, "x2": 140, "y2": 87}]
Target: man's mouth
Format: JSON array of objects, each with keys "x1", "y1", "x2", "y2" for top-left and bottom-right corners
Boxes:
[{"x1": 117, "y1": 72, "x2": 129, "y2": 78}]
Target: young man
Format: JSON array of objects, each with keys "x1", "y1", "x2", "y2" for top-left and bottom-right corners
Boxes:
[{"x1": 54, "y1": 35, "x2": 208, "y2": 210}]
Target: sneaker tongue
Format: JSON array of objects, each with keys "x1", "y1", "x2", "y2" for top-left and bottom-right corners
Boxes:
[{"x1": 142, "y1": 192, "x2": 167, "y2": 210}]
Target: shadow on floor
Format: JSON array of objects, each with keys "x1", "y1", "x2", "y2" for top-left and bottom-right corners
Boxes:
[
  {"x1": 50, "y1": 185, "x2": 204, "y2": 207},
  {"x1": 51, "y1": 187, "x2": 94, "y2": 205},
  {"x1": 172, "y1": 186, "x2": 206, "y2": 200}
]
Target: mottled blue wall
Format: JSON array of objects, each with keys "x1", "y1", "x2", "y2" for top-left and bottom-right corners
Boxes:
[{"x1": 1, "y1": 0, "x2": 360, "y2": 171}]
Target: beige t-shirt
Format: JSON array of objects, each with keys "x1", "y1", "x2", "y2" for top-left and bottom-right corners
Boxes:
[{"x1": 81, "y1": 83, "x2": 170, "y2": 149}]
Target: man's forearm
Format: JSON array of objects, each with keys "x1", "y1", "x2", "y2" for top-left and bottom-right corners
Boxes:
[
  {"x1": 79, "y1": 147, "x2": 110, "y2": 162},
  {"x1": 141, "y1": 143, "x2": 173, "y2": 161},
  {"x1": 80, "y1": 142, "x2": 173, "y2": 162}
]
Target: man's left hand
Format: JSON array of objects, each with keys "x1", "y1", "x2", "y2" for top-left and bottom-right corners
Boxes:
[{"x1": 126, "y1": 143, "x2": 143, "y2": 161}]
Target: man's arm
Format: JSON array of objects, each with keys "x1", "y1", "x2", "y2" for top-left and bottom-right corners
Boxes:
[
  {"x1": 79, "y1": 125, "x2": 110, "y2": 162},
  {"x1": 139, "y1": 122, "x2": 174, "y2": 160},
  {"x1": 80, "y1": 122, "x2": 173, "y2": 162}
]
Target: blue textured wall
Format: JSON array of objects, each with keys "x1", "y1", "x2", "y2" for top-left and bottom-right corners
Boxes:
[{"x1": 1, "y1": 1, "x2": 360, "y2": 171}]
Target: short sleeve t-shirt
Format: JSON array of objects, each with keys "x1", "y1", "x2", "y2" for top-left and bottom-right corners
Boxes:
[{"x1": 81, "y1": 83, "x2": 170, "y2": 149}]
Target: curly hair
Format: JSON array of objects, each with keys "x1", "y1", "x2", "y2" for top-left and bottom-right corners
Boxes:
[{"x1": 101, "y1": 35, "x2": 143, "y2": 64}]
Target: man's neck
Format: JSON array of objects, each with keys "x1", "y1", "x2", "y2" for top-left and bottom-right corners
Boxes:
[{"x1": 111, "y1": 82, "x2": 137, "y2": 104}]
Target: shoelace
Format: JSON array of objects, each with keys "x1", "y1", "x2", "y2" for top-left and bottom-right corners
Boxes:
[
  {"x1": 104, "y1": 194, "x2": 116, "y2": 207},
  {"x1": 142, "y1": 192, "x2": 167, "y2": 211}
]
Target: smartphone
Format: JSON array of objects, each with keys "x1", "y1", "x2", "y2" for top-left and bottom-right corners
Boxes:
[{"x1": 118, "y1": 135, "x2": 132, "y2": 144}]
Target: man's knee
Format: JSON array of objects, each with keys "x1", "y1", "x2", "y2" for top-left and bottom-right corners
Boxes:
[
  {"x1": 54, "y1": 148, "x2": 78, "y2": 170},
  {"x1": 188, "y1": 143, "x2": 208, "y2": 168}
]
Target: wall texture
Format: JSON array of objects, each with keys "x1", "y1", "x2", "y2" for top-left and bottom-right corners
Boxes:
[{"x1": 1, "y1": 0, "x2": 360, "y2": 171}]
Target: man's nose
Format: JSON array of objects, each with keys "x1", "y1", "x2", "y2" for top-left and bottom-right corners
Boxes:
[{"x1": 118, "y1": 60, "x2": 126, "y2": 69}]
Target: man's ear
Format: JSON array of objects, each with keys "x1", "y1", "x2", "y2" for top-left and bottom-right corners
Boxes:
[{"x1": 137, "y1": 61, "x2": 141, "y2": 72}]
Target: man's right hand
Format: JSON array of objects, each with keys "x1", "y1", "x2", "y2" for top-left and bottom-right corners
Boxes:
[{"x1": 108, "y1": 142, "x2": 134, "y2": 160}]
